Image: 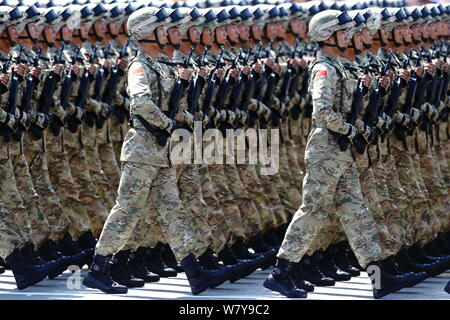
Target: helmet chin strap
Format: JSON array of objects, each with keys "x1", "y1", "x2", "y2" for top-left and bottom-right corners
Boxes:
[
  {"x1": 388, "y1": 30, "x2": 403, "y2": 47},
  {"x1": 106, "y1": 25, "x2": 117, "y2": 40},
  {"x1": 321, "y1": 33, "x2": 347, "y2": 52},
  {"x1": 349, "y1": 38, "x2": 361, "y2": 55}
]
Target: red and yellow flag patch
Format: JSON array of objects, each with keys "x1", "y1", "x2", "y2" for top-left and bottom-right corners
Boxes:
[
  {"x1": 133, "y1": 68, "x2": 145, "y2": 74},
  {"x1": 316, "y1": 70, "x2": 328, "y2": 77}
]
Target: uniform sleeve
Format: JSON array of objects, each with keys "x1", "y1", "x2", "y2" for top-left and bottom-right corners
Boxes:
[
  {"x1": 310, "y1": 62, "x2": 349, "y2": 135},
  {"x1": 128, "y1": 61, "x2": 172, "y2": 130}
]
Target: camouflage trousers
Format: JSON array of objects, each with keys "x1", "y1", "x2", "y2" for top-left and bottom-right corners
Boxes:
[
  {"x1": 286, "y1": 143, "x2": 304, "y2": 191},
  {"x1": 278, "y1": 144, "x2": 302, "y2": 219},
  {"x1": 355, "y1": 153, "x2": 397, "y2": 260},
  {"x1": 23, "y1": 150, "x2": 70, "y2": 242},
  {"x1": 197, "y1": 164, "x2": 229, "y2": 252},
  {"x1": 98, "y1": 142, "x2": 121, "y2": 191},
  {"x1": 11, "y1": 153, "x2": 50, "y2": 249},
  {"x1": 208, "y1": 164, "x2": 245, "y2": 244},
  {"x1": 84, "y1": 144, "x2": 117, "y2": 210},
  {"x1": 277, "y1": 159, "x2": 382, "y2": 268},
  {"x1": 223, "y1": 163, "x2": 262, "y2": 240},
  {"x1": 391, "y1": 135, "x2": 434, "y2": 245},
  {"x1": 0, "y1": 197, "x2": 24, "y2": 259},
  {"x1": 46, "y1": 151, "x2": 93, "y2": 241},
  {"x1": 112, "y1": 141, "x2": 123, "y2": 166},
  {"x1": 65, "y1": 146, "x2": 109, "y2": 237},
  {"x1": 0, "y1": 157, "x2": 31, "y2": 248},
  {"x1": 96, "y1": 162, "x2": 204, "y2": 262},
  {"x1": 236, "y1": 164, "x2": 278, "y2": 234}
]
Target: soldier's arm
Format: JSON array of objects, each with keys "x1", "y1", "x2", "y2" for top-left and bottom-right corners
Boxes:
[
  {"x1": 128, "y1": 61, "x2": 172, "y2": 130},
  {"x1": 310, "y1": 63, "x2": 351, "y2": 135}
]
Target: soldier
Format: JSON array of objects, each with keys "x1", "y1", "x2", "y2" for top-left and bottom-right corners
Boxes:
[
  {"x1": 263, "y1": 9, "x2": 413, "y2": 299},
  {"x1": 83, "y1": 6, "x2": 231, "y2": 295}
]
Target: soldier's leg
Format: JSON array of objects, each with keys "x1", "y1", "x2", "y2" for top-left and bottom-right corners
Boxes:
[
  {"x1": 0, "y1": 198, "x2": 23, "y2": 260},
  {"x1": 278, "y1": 144, "x2": 302, "y2": 210},
  {"x1": 286, "y1": 143, "x2": 304, "y2": 191},
  {"x1": 11, "y1": 154, "x2": 50, "y2": 249},
  {"x1": 98, "y1": 142, "x2": 121, "y2": 191},
  {"x1": 47, "y1": 152, "x2": 93, "y2": 241},
  {"x1": 66, "y1": 146, "x2": 109, "y2": 237},
  {"x1": 23, "y1": 150, "x2": 70, "y2": 242},
  {"x1": 95, "y1": 162, "x2": 159, "y2": 257}
]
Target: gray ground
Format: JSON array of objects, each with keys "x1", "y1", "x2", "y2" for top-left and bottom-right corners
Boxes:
[{"x1": 0, "y1": 267, "x2": 448, "y2": 300}]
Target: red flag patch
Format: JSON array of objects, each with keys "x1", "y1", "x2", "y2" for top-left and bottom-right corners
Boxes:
[
  {"x1": 133, "y1": 68, "x2": 145, "y2": 74},
  {"x1": 317, "y1": 70, "x2": 328, "y2": 77}
]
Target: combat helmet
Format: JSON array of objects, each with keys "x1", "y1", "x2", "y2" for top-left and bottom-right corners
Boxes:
[{"x1": 308, "y1": 9, "x2": 355, "y2": 42}]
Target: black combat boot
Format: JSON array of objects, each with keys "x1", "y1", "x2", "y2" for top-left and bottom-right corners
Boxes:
[
  {"x1": 423, "y1": 240, "x2": 450, "y2": 267},
  {"x1": 435, "y1": 233, "x2": 450, "y2": 255},
  {"x1": 262, "y1": 230, "x2": 282, "y2": 249},
  {"x1": 231, "y1": 239, "x2": 271, "y2": 270},
  {"x1": 379, "y1": 256, "x2": 426, "y2": 287},
  {"x1": 331, "y1": 242, "x2": 361, "y2": 277},
  {"x1": 83, "y1": 254, "x2": 128, "y2": 294},
  {"x1": 0, "y1": 265, "x2": 4, "y2": 274},
  {"x1": 407, "y1": 244, "x2": 446, "y2": 275},
  {"x1": 300, "y1": 255, "x2": 335, "y2": 286},
  {"x1": 367, "y1": 261, "x2": 416, "y2": 299},
  {"x1": 58, "y1": 234, "x2": 88, "y2": 269},
  {"x1": 128, "y1": 248, "x2": 160, "y2": 283},
  {"x1": 275, "y1": 224, "x2": 288, "y2": 240},
  {"x1": 395, "y1": 248, "x2": 439, "y2": 277},
  {"x1": 78, "y1": 231, "x2": 97, "y2": 266},
  {"x1": 217, "y1": 246, "x2": 254, "y2": 281},
  {"x1": 263, "y1": 258, "x2": 307, "y2": 298},
  {"x1": 38, "y1": 240, "x2": 84, "y2": 279},
  {"x1": 247, "y1": 233, "x2": 277, "y2": 266},
  {"x1": 142, "y1": 247, "x2": 178, "y2": 277},
  {"x1": 5, "y1": 249, "x2": 56, "y2": 290},
  {"x1": 109, "y1": 250, "x2": 145, "y2": 288},
  {"x1": 342, "y1": 242, "x2": 364, "y2": 271},
  {"x1": 290, "y1": 262, "x2": 315, "y2": 292},
  {"x1": 180, "y1": 254, "x2": 231, "y2": 295},
  {"x1": 313, "y1": 250, "x2": 351, "y2": 281},
  {"x1": 158, "y1": 243, "x2": 183, "y2": 272},
  {"x1": 198, "y1": 248, "x2": 234, "y2": 286},
  {"x1": 445, "y1": 280, "x2": 450, "y2": 294}
]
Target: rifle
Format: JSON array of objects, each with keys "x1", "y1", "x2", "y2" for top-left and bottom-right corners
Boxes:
[
  {"x1": 186, "y1": 45, "x2": 209, "y2": 116},
  {"x1": 15, "y1": 46, "x2": 42, "y2": 141},
  {"x1": 353, "y1": 50, "x2": 392, "y2": 154},
  {"x1": 332, "y1": 54, "x2": 373, "y2": 152},
  {"x1": 202, "y1": 46, "x2": 224, "y2": 121},
  {"x1": 288, "y1": 42, "x2": 305, "y2": 120},
  {"x1": 0, "y1": 54, "x2": 12, "y2": 141},
  {"x1": 240, "y1": 42, "x2": 263, "y2": 128},
  {"x1": 279, "y1": 40, "x2": 300, "y2": 106},
  {"x1": 383, "y1": 50, "x2": 412, "y2": 141},
  {"x1": 94, "y1": 42, "x2": 112, "y2": 129},
  {"x1": 439, "y1": 42, "x2": 450, "y2": 122},
  {"x1": 3, "y1": 44, "x2": 24, "y2": 142},
  {"x1": 75, "y1": 45, "x2": 98, "y2": 128},
  {"x1": 394, "y1": 44, "x2": 424, "y2": 142},
  {"x1": 103, "y1": 40, "x2": 130, "y2": 125},
  {"x1": 227, "y1": 46, "x2": 252, "y2": 114},
  {"x1": 167, "y1": 46, "x2": 194, "y2": 121}
]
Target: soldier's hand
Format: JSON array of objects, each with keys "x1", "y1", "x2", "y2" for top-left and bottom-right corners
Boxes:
[
  {"x1": 29, "y1": 66, "x2": 42, "y2": 79},
  {"x1": 70, "y1": 64, "x2": 80, "y2": 76},
  {"x1": 424, "y1": 63, "x2": 434, "y2": 76},
  {"x1": 289, "y1": 58, "x2": 299, "y2": 68},
  {"x1": 252, "y1": 63, "x2": 261, "y2": 73},
  {"x1": 273, "y1": 64, "x2": 281, "y2": 74},
  {"x1": 6, "y1": 113, "x2": 18, "y2": 131},
  {"x1": 229, "y1": 68, "x2": 239, "y2": 79},
  {"x1": 414, "y1": 66, "x2": 423, "y2": 77},
  {"x1": 13, "y1": 64, "x2": 26, "y2": 77},
  {"x1": 398, "y1": 68, "x2": 410, "y2": 81},
  {"x1": 445, "y1": 63, "x2": 450, "y2": 73},
  {"x1": 197, "y1": 67, "x2": 207, "y2": 78},
  {"x1": 101, "y1": 58, "x2": 110, "y2": 69},
  {"x1": 241, "y1": 65, "x2": 250, "y2": 76},
  {"x1": 118, "y1": 58, "x2": 127, "y2": 70},
  {"x1": 434, "y1": 60, "x2": 443, "y2": 70},
  {"x1": 298, "y1": 58, "x2": 306, "y2": 69},
  {"x1": 52, "y1": 64, "x2": 63, "y2": 75},
  {"x1": 359, "y1": 74, "x2": 372, "y2": 87},
  {"x1": 378, "y1": 75, "x2": 390, "y2": 88},
  {"x1": 263, "y1": 58, "x2": 273, "y2": 68},
  {"x1": 386, "y1": 70, "x2": 394, "y2": 79},
  {"x1": 178, "y1": 67, "x2": 191, "y2": 81},
  {"x1": 86, "y1": 63, "x2": 97, "y2": 75},
  {"x1": 0, "y1": 73, "x2": 9, "y2": 86},
  {"x1": 215, "y1": 68, "x2": 224, "y2": 78}
]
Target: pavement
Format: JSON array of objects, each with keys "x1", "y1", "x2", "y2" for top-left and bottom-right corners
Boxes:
[{"x1": 0, "y1": 267, "x2": 448, "y2": 300}]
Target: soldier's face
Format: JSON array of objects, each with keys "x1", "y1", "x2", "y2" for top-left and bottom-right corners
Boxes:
[
  {"x1": 43, "y1": 25, "x2": 56, "y2": 44},
  {"x1": 26, "y1": 23, "x2": 39, "y2": 41},
  {"x1": 429, "y1": 23, "x2": 438, "y2": 40},
  {"x1": 352, "y1": 31, "x2": 364, "y2": 51},
  {"x1": 225, "y1": 24, "x2": 239, "y2": 45},
  {"x1": 265, "y1": 23, "x2": 277, "y2": 39},
  {"x1": 155, "y1": 26, "x2": 168, "y2": 45},
  {"x1": 250, "y1": 23, "x2": 262, "y2": 41},
  {"x1": 188, "y1": 27, "x2": 201, "y2": 44},
  {"x1": 201, "y1": 27, "x2": 213, "y2": 46},
  {"x1": 214, "y1": 27, "x2": 227, "y2": 45},
  {"x1": 379, "y1": 26, "x2": 389, "y2": 45},
  {"x1": 421, "y1": 24, "x2": 430, "y2": 39},
  {"x1": 61, "y1": 25, "x2": 73, "y2": 43},
  {"x1": 237, "y1": 24, "x2": 249, "y2": 42},
  {"x1": 288, "y1": 19, "x2": 301, "y2": 36},
  {"x1": 393, "y1": 27, "x2": 403, "y2": 43},
  {"x1": 92, "y1": 20, "x2": 106, "y2": 40},
  {"x1": 168, "y1": 27, "x2": 181, "y2": 48},
  {"x1": 276, "y1": 22, "x2": 286, "y2": 39},
  {"x1": 79, "y1": 22, "x2": 89, "y2": 39},
  {"x1": 361, "y1": 28, "x2": 373, "y2": 48},
  {"x1": 6, "y1": 25, "x2": 18, "y2": 44},
  {"x1": 107, "y1": 21, "x2": 120, "y2": 39},
  {"x1": 335, "y1": 30, "x2": 349, "y2": 47},
  {"x1": 411, "y1": 25, "x2": 422, "y2": 42},
  {"x1": 402, "y1": 26, "x2": 412, "y2": 44}
]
